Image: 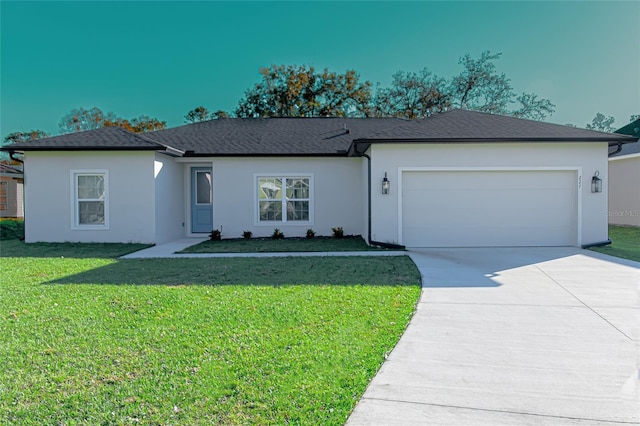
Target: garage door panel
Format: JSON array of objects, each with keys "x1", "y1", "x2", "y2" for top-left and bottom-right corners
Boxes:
[{"x1": 402, "y1": 171, "x2": 577, "y2": 247}]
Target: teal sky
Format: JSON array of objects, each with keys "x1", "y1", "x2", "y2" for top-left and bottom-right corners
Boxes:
[{"x1": 1, "y1": 1, "x2": 639, "y2": 137}]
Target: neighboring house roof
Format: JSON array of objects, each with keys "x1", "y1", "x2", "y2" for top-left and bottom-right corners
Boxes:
[
  {"x1": 2, "y1": 109, "x2": 637, "y2": 157},
  {"x1": 148, "y1": 117, "x2": 406, "y2": 156},
  {"x1": 1, "y1": 126, "x2": 170, "y2": 152},
  {"x1": 0, "y1": 163, "x2": 23, "y2": 179},
  {"x1": 611, "y1": 119, "x2": 640, "y2": 157},
  {"x1": 0, "y1": 163, "x2": 23, "y2": 175}
]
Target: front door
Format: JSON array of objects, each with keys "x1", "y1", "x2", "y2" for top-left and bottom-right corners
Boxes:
[{"x1": 191, "y1": 167, "x2": 213, "y2": 233}]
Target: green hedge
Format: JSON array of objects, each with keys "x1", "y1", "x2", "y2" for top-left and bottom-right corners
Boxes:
[{"x1": 0, "y1": 219, "x2": 24, "y2": 240}]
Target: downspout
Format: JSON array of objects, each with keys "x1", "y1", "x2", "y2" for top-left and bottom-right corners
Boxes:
[
  {"x1": 362, "y1": 152, "x2": 405, "y2": 250},
  {"x1": 9, "y1": 151, "x2": 23, "y2": 165},
  {"x1": 582, "y1": 239, "x2": 611, "y2": 249}
]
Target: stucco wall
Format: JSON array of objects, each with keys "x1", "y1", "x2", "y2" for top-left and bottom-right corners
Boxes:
[
  {"x1": 24, "y1": 151, "x2": 157, "y2": 243},
  {"x1": 154, "y1": 153, "x2": 185, "y2": 243},
  {"x1": 608, "y1": 155, "x2": 640, "y2": 227},
  {"x1": 369, "y1": 142, "x2": 609, "y2": 247},
  {"x1": 208, "y1": 157, "x2": 363, "y2": 239}
]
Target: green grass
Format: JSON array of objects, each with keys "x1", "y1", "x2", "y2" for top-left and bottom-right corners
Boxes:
[
  {"x1": 0, "y1": 239, "x2": 151, "y2": 258},
  {"x1": 0, "y1": 243, "x2": 421, "y2": 425},
  {"x1": 589, "y1": 225, "x2": 640, "y2": 262},
  {"x1": 180, "y1": 235, "x2": 390, "y2": 253}
]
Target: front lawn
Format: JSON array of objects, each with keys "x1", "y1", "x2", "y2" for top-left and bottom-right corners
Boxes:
[
  {"x1": 588, "y1": 225, "x2": 640, "y2": 262},
  {"x1": 180, "y1": 235, "x2": 391, "y2": 254},
  {"x1": 0, "y1": 243, "x2": 421, "y2": 425}
]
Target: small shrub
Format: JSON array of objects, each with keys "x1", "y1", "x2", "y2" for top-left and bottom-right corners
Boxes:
[
  {"x1": 332, "y1": 227, "x2": 344, "y2": 239},
  {"x1": 306, "y1": 228, "x2": 315, "y2": 239},
  {"x1": 0, "y1": 219, "x2": 24, "y2": 240},
  {"x1": 209, "y1": 229, "x2": 222, "y2": 241},
  {"x1": 242, "y1": 230, "x2": 253, "y2": 240},
  {"x1": 272, "y1": 228, "x2": 285, "y2": 240}
]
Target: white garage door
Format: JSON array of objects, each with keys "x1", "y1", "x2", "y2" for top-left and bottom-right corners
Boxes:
[{"x1": 401, "y1": 170, "x2": 578, "y2": 247}]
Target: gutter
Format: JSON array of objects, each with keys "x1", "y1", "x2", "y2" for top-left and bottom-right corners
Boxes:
[
  {"x1": 361, "y1": 152, "x2": 406, "y2": 250},
  {"x1": 608, "y1": 143, "x2": 623, "y2": 157},
  {"x1": 582, "y1": 239, "x2": 612, "y2": 249}
]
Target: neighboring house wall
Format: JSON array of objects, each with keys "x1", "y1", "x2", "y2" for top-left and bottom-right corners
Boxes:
[
  {"x1": 0, "y1": 176, "x2": 23, "y2": 218},
  {"x1": 207, "y1": 157, "x2": 363, "y2": 239},
  {"x1": 608, "y1": 155, "x2": 640, "y2": 227},
  {"x1": 154, "y1": 153, "x2": 185, "y2": 243},
  {"x1": 24, "y1": 151, "x2": 157, "y2": 243},
  {"x1": 369, "y1": 142, "x2": 609, "y2": 247}
]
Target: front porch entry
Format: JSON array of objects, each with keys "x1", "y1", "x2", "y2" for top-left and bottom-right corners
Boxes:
[{"x1": 190, "y1": 167, "x2": 213, "y2": 233}]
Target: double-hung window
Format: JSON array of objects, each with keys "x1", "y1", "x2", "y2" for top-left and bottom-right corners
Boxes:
[
  {"x1": 72, "y1": 170, "x2": 108, "y2": 229},
  {"x1": 257, "y1": 175, "x2": 312, "y2": 224}
]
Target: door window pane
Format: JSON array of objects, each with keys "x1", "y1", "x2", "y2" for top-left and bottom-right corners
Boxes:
[{"x1": 196, "y1": 171, "x2": 212, "y2": 204}]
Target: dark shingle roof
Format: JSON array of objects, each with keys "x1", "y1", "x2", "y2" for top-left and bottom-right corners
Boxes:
[
  {"x1": 148, "y1": 117, "x2": 406, "y2": 156},
  {"x1": 355, "y1": 109, "x2": 637, "y2": 143},
  {"x1": 611, "y1": 119, "x2": 640, "y2": 157},
  {"x1": 3, "y1": 110, "x2": 636, "y2": 157},
  {"x1": 2, "y1": 127, "x2": 166, "y2": 151}
]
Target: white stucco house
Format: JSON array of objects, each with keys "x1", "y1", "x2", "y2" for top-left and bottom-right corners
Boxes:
[
  {"x1": 3, "y1": 109, "x2": 637, "y2": 247},
  {"x1": 609, "y1": 119, "x2": 640, "y2": 227}
]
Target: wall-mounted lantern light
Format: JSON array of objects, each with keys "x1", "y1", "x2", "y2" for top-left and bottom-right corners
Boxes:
[
  {"x1": 382, "y1": 172, "x2": 390, "y2": 194},
  {"x1": 591, "y1": 171, "x2": 602, "y2": 193}
]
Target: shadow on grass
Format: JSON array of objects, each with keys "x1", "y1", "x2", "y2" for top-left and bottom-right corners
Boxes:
[
  {"x1": 0, "y1": 240, "x2": 152, "y2": 259},
  {"x1": 179, "y1": 236, "x2": 390, "y2": 253},
  {"x1": 47, "y1": 256, "x2": 422, "y2": 287}
]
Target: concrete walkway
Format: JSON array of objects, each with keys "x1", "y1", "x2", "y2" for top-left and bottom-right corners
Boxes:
[
  {"x1": 121, "y1": 237, "x2": 406, "y2": 259},
  {"x1": 348, "y1": 247, "x2": 640, "y2": 425}
]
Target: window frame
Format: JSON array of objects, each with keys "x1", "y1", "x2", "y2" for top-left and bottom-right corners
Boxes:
[
  {"x1": 70, "y1": 170, "x2": 109, "y2": 230},
  {"x1": 254, "y1": 173, "x2": 313, "y2": 226},
  {"x1": 0, "y1": 181, "x2": 7, "y2": 211}
]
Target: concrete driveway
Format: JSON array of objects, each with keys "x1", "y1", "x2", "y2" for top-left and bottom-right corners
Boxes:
[{"x1": 348, "y1": 247, "x2": 640, "y2": 425}]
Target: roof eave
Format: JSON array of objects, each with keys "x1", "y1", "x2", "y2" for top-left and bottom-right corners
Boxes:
[
  {"x1": 0, "y1": 146, "x2": 164, "y2": 152},
  {"x1": 182, "y1": 152, "x2": 348, "y2": 158}
]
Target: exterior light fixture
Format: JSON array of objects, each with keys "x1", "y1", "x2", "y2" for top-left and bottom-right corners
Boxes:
[
  {"x1": 591, "y1": 171, "x2": 602, "y2": 193},
  {"x1": 382, "y1": 172, "x2": 390, "y2": 194}
]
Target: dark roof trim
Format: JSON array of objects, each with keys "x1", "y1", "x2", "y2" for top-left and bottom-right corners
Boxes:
[
  {"x1": 1, "y1": 146, "x2": 162, "y2": 152},
  {"x1": 182, "y1": 152, "x2": 348, "y2": 158},
  {"x1": 353, "y1": 136, "x2": 637, "y2": 144},
  {"x1": 348, "y1": 136, "x2": 637, "y2": 156}
]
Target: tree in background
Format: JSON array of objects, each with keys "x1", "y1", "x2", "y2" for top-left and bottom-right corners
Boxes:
[
  {"x1": 586, "y1": 113, "x2": 616, "y2": 132},
  {"x1": 185, "y1": 106, "x2": 230, "y2": 123},
  {"x1": 511, "y1": 93, "x2": 556, "y2": 121},
  {"x1": 448, "y1": 51, "x2": 555, "y2": 120},
  {"x1": 185, "y1": 106, "x2": 212, "y2": 123},
  {"x1": 3, "y1": 130, "x2": 50, "y2": 145},
  {"x1": 211, "y1": 110, "x2": 229, "y2": 119},
  {"x1": 58, "y1": 107, "x2": 117, "y2": 133},
  {"x1": 373, "y1": 69, "x2": 450, "y2": 119},
  {"x1": 236, "y1": 53, "x2": 555, "y2": 121},
  {"x1": 129, "y1": 115, "x2": 166, "y2": 132},
  {"x1": 235, "y1": 65, "x2": 372, "y2": 118},
  {"x1": 59, "y1": 107, "x2": 165, "y2": 134},
  {"x1": 1, "y1": 130, "x2": 50, "y2": 163}
]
